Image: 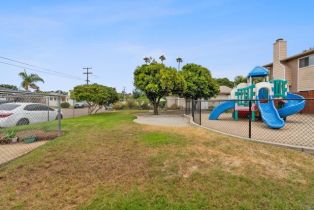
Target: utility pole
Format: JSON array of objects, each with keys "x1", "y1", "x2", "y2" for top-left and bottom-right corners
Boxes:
[
  {"x1": 122, "y1": 86, "x2": 126, "y2": 101},
  {"x1": 83, "y1": 67, "x2": 92, "y2": 85}
]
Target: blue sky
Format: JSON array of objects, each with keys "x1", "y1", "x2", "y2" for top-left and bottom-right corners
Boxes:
[{"x1": 1, "y1": 0, "x2": 314, "y2": 92}]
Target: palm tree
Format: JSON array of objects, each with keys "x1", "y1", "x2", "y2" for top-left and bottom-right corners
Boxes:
[
  {"x1": 176, "y1": 57, "x2": 183, "y2": 70},
  {"x1": 143, "y1": 57, "x2": 151, "y2": 64},
  {"x1": 159, "y1": 55, "x2": 166, "y2": 64},
  {"x1": 18, "y1": 70, "x2": 45, "y2": 91}
]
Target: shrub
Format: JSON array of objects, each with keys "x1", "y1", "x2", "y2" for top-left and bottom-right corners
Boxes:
[
  {"x1": 126, "y1": 99, "x2": 138, "y2": 109},
  {"x1": 169, "y1": 104, "x2": 179, "y2": 110},
  {"x1": 113, "y1": 101, "x2": 127, "y2": 110},
  {"x1": 140, "y1": 101, "x2": 151, "y2": 110},
  {"x1": 61, "y1": 102, "x2": 70, "y2": 108}
]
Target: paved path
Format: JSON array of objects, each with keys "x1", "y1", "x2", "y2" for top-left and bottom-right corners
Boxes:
[
  {"x1": 201, "y1": 112, "x2": 314, "y2": 149},
  {"x1": 134, "y1": 114, "x2": 190, "y2": 127},
  {"x1": 0, "y1": 141, "x2": 47, "y2": 165}
]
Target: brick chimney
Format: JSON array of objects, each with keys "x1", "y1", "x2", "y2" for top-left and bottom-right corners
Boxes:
[{"x1": 272, "y1": 38, "x2": 287, "y2": 79}]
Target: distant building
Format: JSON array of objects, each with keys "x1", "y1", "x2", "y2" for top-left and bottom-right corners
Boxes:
[
  {"x1": 208, "y1": 85, "x2": 232, "y2": 107},
  {"x1": 46, "y1": 92, "x2": 75, "y2": 107},
  {"x1": 166, "y1": 86, "x2": 232, "y2": 109}
]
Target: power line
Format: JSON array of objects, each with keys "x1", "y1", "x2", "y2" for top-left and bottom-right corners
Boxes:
[
  {"x1": 83, "y1": 67, "x2": 92, "y2": 85},
  {"x1": 0, "y1": 61, "x2": 84, "y2": 82},
  {"x1": 0, "y1": 56, "x2": 85, "y2": 81}
]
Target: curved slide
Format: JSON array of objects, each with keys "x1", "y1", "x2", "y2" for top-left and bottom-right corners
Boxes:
[
  {"x1": 209, "y1": 101, "x2": 235, "y2": 120},
  {"x1": 278, "y1": 93, "x2": 305, "y2": 118},
  {"x1": 257, "y1": 97, "x2": 285, "y2": 129}
]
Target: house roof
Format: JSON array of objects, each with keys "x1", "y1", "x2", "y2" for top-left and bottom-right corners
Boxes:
[
  {"x1": 247, "y1": 66, "x2": 269, "y2": 78},
  {"x1": 264, "y1": 48, "x2": 314, "y2": 67},
  {"x1": 219, "y1": 86, "x2": 232, "y2": 94},
  {"x1": 0, "y1": 87, "x2": 24, "y2": 93}
]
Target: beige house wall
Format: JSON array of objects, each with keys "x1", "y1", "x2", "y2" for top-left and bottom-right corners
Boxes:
[
  {"x1": 284, "y1": 59, "x2": 298, "y2": 92},
  {"x1": 298, "y1": 65, "x2": 314, "y2": 91}
]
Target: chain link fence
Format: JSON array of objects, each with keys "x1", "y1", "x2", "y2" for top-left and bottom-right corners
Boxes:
[
  {"x1": 0, "y1": 90, "x2": 62, "y2": 165},
  {"x1": 186, "y1": 98, "x2": 314, "y2": 151}
]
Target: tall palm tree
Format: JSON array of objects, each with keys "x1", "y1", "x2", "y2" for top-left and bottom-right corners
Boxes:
[
  {"x1": 143, "y1": 57, "x2": 150, "y2": 64},
  {"x1": 18, "y1": 70, "x2": 44, "y2": 91},
  {"x1": 176, "y1": 57, "x2": 183, "y2": 70},
  {"x1": 159, "y1": 55, "x2": 166, "y2": 64}
]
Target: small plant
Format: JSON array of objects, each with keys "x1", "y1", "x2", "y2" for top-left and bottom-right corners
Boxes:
[
  {"x1": 61, "y1": 102, "x2": 71, "y2": 108},
  {"x1": 0, "y1": 129, "x2": 17, "y2": 144},
  {"x1": 23, "y1": 136, "x2": 38, "y2": 144},
  {"x1": 4, "y1": 129, "x2": 16, "y2": 139}
]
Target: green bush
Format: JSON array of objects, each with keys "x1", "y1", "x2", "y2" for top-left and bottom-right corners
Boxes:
[{"x1": 61, "y1": 102, "x2": 70, "y2": 108}]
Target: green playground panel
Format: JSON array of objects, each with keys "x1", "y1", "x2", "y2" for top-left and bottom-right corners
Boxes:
[
  {"x1": 235, "y1": 84, "x2": 255, "y2": 106},
  {"x1": 271, "y1": 80, "x2": 287, "y2": 98}
]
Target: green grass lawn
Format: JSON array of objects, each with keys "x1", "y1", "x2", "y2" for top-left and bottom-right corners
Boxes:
[{"x1": 0, "y1": 111, "x2": 313, "y2": 209}]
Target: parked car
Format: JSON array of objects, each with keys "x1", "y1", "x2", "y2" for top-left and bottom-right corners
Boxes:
[
  {"x1": 0, "y1": 103, "x2": 62, "y2": 128},
  {"x1": 74, "y1": 102, "x2": 87, "y2": 109}
]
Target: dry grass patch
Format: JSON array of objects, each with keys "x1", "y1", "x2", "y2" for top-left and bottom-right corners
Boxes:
[
  {"x1": 0, "y1": 111, "x2": 313, "y2": 209},
  {"x1": 140, "y1": 124, "x2": 314, "y2": 182}
]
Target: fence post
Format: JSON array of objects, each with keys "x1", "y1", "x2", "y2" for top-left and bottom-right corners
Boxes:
[
  {"x1": 72, "y1": 99, "x2": 75, "y2": 118},
  {"x1": 47, "y1": 96, "x2": 50, "y2": 122},
  {"x1": 57, "y1": 94, "x2": 62, "y2": 136},
  {"x1": 192, "y1": 100, "x2": 195, "y2": 121},
  {"x1": 199, "y1": 100, "x2": 202, "y2": 125},
  {"x1": 248, "y1": 100, "x2": 252, "y2": 138}
]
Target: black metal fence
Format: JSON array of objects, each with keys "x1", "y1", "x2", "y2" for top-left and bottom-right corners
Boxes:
[{"x1": 186, "y1": 98, "x2": 314, "y2": 151}]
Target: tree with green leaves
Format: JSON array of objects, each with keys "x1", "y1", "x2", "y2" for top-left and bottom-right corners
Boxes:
[
  {"x1": 159, "y1": 55, "x2": 166, "y2": 64},
  {"x1": 234, "y1": 75, "x2": 247, "y2": 86},
  {"x1": 134, "y1": 63, "x2": 186, "y2": 115},
  {"x1": 176, "y1": 57, "x2": 183, "y2": 70},
  {"x1": 215, "y1": 77, "x2": 234, "y2": 88},
  {"x1": 180, "y1": 63, "x2": 219, "y2": 99},
  {"x1": 0, "y1": 84, "x2": 18, "y2": 90},
  {"x1": 18, "y1": 70, "x2": 44, "y2": 91},
  {"x1": 71, "y1": 84, "x2": 119, "y2": 114}
]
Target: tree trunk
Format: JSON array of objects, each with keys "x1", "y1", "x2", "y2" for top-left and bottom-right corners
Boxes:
[{"x1": 153, "y1": 103, "x2": 158, "y2": 115}]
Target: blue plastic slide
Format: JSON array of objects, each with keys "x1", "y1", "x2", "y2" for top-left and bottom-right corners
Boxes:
[
  {"x1": 278, "y1": 93, "x2": 305, "y2": 118},
  {"x1": 209, "y1": 101, "x2": 235, "y2": 120},
  {"x1": 257, "y1": 96, "x2": 285, "y2": 129}
]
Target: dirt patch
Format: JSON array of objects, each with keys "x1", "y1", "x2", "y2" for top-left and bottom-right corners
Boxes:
[
  {"x1": 17, "y1": 130, "x2": 58, "y2": 141},
  {"x1": 134, "y1": 115, "x2": 190, "y2": 127},
  {"x1": 0, "y1": 130, "x2": 58, "y2": 144}
]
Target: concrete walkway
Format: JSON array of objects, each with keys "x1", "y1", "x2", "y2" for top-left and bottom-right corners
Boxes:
[
  {"x1": 134, "y1": 114, "x2": 190, "y2": 127},
  {"x1": 0, "y1": 141, "x2": 47, "y2": 165}
]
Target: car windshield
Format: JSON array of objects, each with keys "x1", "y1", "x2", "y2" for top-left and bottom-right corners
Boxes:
[{"x1": 0, "y1": 104, "x2": 20, "y2": 111}]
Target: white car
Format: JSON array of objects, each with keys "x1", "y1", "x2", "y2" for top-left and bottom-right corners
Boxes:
[{"x1": 0, "y1": 103, "x2": 61, "y2": 128}]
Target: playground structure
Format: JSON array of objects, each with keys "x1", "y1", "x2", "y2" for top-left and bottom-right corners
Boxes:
[{"x1": 209, "y1": 66, "x2": 305, "y2": 129}]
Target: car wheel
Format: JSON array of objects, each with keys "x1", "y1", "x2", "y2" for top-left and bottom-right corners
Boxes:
[{"x1": 16, "y1": 118, "x2": 30, "y2": 126}]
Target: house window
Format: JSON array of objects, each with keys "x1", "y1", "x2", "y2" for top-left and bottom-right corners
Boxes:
[{"x1": 299, "y1": 55, "x2": 314, "y2": 68}]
